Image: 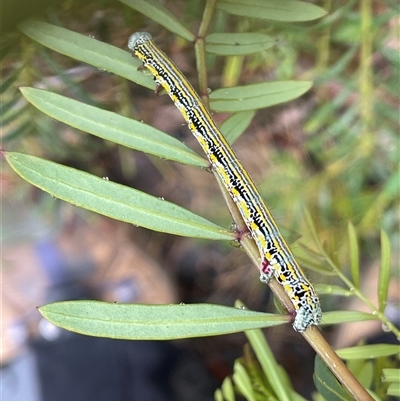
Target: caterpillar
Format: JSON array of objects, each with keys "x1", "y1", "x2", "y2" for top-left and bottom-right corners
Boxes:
[{"x1": 128, "y1": 32, "x2": 322, "y2": 332}]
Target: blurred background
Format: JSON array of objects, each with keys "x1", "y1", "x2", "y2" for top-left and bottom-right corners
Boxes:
[{"x1": 1, "y1": 1, "x2": 399, "y2": 400}]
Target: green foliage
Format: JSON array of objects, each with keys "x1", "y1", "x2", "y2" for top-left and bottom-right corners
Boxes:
[
  {"x1": 38, "y1": 301, "x2": 287, "y2": 339},
  {"x1": 205, "y1": 32, "x2": 275, "y2": 56},
  {"x1": 314, "y1": 356, "x2": 354, "y2": 401},
  {"x1": 19, "y1": 87, "x2": 206, "y2": 167},
  {"x1": 2, "y1": 0, "x2": 398, "y2": 400},
  {"x1": 209, "y1": 80, "x2": 313, "y2": 112},
  {"x1": 5, "y1": 152, "x2": 231, "y2": 239},
  {"x1": 216, "y1": 0, "x2": 327, "y2": 22}
]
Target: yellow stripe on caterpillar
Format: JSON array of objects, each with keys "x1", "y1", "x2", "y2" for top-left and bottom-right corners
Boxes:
[{"x1": 128, "y1": 32, "x2": 322, "y2": 332}]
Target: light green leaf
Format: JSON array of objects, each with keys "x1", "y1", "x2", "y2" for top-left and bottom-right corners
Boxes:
[
  {"x1": 239, "y1": 301, "x2": 292, "y2": 401},
  {"x1": 387, "y1": 383, "x2": 400, "y2": 397},
  {"x1": 38, "y1": 301, "x2": 287, "y2": 339},
  {"x1": 214, "y1": 389, "x2": 223, "y2": 401},
  {"x1": 383, "y1": 369, "x2": 400, "y2": 396},
  {"x1": 233, "y1": 361, "x2": 256, "y2": 401},
  {"x1": 220, "y1": 110, "x2": 255, "y2": 144},
  {"x1": 221, "y1": 377, "x2": 235, "y2": 401},
  {"x1": 217, "y1": 0, "x2": 327, "y2": 22},
  {"x1": 347, "y1": 222, "x2": 360, "y2": 288},
  {"x1": 120, "y1": 0, "x2": 194, "y2": 41},
  {"x1": 214, "y1": 389, "x2": 224, "y2": 401},
  {"x1": 18, "y1": 20, "x2": 155, "y2": 89},
  {"x1": 378, "y1": 230, "x2": 391, "y2": 312},
  {"x1": 209, "y1": 81, "x2": 312, "y2": 112},
  {"x1": 357, "y1": 361, "x2": 373, "y2": 389},
  {"x1": 5, "y1": 152, "x2": 232, "y2": 240},
  {"x1": 314, "y1": 355, "x2": 353, "y2": 401},
  {"x1": 315, "y1": 284, "x2": 353, "y2": 296},
  {"x1": 382, "y1": 368, "x2": 400, "y2": 383},
  {"x1": 20, "y1": 87, "x2": 206, "y2": 168},
  {"x1": 322, "y1": 311, "x2": 377, "y2": 326},
  {"x1": 206, "y1": 32, "x2": 275, "y2": 55},
  {"x1": 336, "y1": 344, "x2": 400, "y2": 360}
]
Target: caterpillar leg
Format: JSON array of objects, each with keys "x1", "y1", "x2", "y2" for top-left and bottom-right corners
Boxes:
[{"x1": 259, "y1": 258, "x2": 275, "y2": 283}]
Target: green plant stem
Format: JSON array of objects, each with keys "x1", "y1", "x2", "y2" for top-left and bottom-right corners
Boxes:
[
  {"x1": 194, "y1": 0, "x2": 217, "y2": 107},
  {"x1": 315, "y1": 0, "x2": 332, "y2": 74}
]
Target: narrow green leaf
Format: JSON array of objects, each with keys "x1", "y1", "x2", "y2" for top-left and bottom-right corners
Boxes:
[
  {"x1": 314, "y1": 355, "x2": 354, "y2": 401},
  {"x1": 1, "y1": 103, "x2": 28, "y2": 128},
  {"x1": 336, "y1": 344, "x2": 400, "y2": 360},
  {"x1": 233, "y1": 361, "x2": 256, "y2": 401},
  {"x1": 0, "y1": 70, "x2": 18, "y2": 93},
  {"x1": 119, "y1": 0, "x2": 194, "y2": 41},
  {"x1": 1, "y1": 121, "x2": 30, "y2": 143},
  {"x1": 315, "y1": 284, "x2": 353, "y2": 297},
  {"x1": 221, "y1": 377, "x2": 235, "y2": 401},
  {"x1": 20, "y1": 87, "x2": 206, "y2": 168},
  {"x1": 38, "y1": 301, "x2": 286, "y2": 339},
  {"x1": 378, "y1": 230, "x2": 391, "y2": 312},
  {"x1": 302, "y1": 208, "x2": 320, "y2": 243},
  {"x1": 217, "y1": 0, "x2": 327, "y2": 22},
  {"x1": 206, "y1": 33, "x2": 275, "y2": 55},
  {"x1": 238, "y1": 301, "x2": 292, "y2": 401},
  {"x1": 382, "y1": 368, "x2": 400, "y2": 383},
  {"x1": 214, "y1": 389, "x2": 224, "y2": 401},
  {"x1": 209, "y1": 81, "x2": 312, "y2": 112},
  {"x1": 220, "y1": 110, "x2": 255, "y2": 144},
  {"x1": 5, "y1": 152, "x2": 232, "y2": 240},
  {"x1": 357, "y1": 361, "x2": 373, "y2": 389},
  {"x1": 347, "y1": 222, "x2": 360, "y2": 288},
  {"x1": 322, "y1": 311, "x2": 377, "y2": 326},
  {"x1": 2, "y1": 97, "x2": 20, "y2": 115},
  {"x1": 18, "y1": 20, "x2": 155, "y2": 90},
  {"x1": 387, "y1": 382, "x2": 400, "y2": 397}
]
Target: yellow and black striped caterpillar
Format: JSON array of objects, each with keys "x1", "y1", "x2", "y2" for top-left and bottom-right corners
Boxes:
[{"x1": 128, "y1": 32, "x2": 322, "y2": 332}]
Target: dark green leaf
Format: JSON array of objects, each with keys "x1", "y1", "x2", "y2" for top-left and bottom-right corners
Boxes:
[
  {"x1": 20, "y1": 87, "x2": 207, "y2": 168},
  {"x1": 38, "y1": 301, "x2": 286, "y2": 339},
  {"x1": 1, "y1": 97, "x2": 20, "y2": 115},
  {"x1": 120, "y1": 0, "x2": 194, "y2": 41},
  {"x1": 1, "y1": 121, "x2": 30, "y2": 143},
  {"x1": 220, "y1": 110, "x2": 255, "y2": 144},
  {"x1": 0, "y1": 70, "x2": 18, "y2": 93},
  {"x1": 217, "y1": 0, "x2": 327, "y2": 22},
  {"x1": 210, "y1": 81, "x2": 312, "y2": 112},
  {"x1": 314, "y1": 355, "x2": 353, "y2": 401},
  {"x1": 5, "y1": 152, "x2": 233, "y2": 240},
  {"x1": 206, "y1": 32, "x2": 275, "y2": 55},
  {"x1": 18, "y1": 20, "x2": 155, "y2": 89}
]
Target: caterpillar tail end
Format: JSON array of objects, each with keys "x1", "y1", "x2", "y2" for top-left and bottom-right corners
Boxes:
[{"x1": 292, "y1": 304, "x2": 322, "y2": 332}]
